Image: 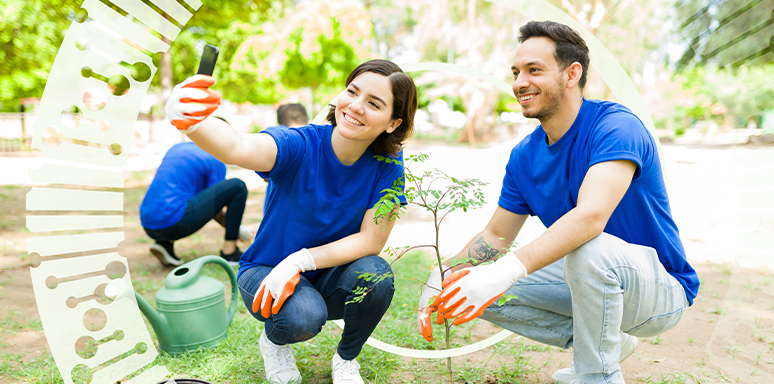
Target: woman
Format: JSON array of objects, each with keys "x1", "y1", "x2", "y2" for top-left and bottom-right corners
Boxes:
[{"x1": 165, "y1": 59, "x2": 417, "y2": 384}]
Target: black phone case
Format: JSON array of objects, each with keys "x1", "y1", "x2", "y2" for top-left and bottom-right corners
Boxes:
[{"x1": 197, "y1": 44, "x2": 219, "y2": 76}]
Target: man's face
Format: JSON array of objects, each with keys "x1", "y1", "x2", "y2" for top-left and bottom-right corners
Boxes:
[{"x1": 511, "y1": 37, "x2": 567, "y2": 122}]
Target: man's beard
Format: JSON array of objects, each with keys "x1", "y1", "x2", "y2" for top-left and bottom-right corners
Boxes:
[{"x1": 522, "y1": 76, "x2": 566, "y2": 122}]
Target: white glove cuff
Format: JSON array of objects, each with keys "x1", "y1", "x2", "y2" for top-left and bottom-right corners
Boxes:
[
  {"x1": 293, "y1": 248, "x2": 316, "y2": 272},
  {"x1": 498, "y1": 252, "x2": 528, "y2": 282},
  {"x1": 177, "y1": 121, "x2": 202, "y2": 135}
]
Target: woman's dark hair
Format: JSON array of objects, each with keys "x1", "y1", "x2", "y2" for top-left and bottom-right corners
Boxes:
[
  {"x1": 326, "y1": 59, "x2": 417, "y2": 157},
  {"x1": 518, "y1": 20, "x2": 590, "y2": 90}
]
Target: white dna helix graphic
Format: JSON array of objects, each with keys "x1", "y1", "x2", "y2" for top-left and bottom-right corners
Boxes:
[{"x1": 27, "y1": 0, "x2": 202, "y2": 383}]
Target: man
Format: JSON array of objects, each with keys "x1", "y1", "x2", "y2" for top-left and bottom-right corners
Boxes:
[
  {"x1": 140, "y1": 141, "x2": 254, "y2": 266},
  {"x1": 417, "y1": 21, "x2": 699, "y2": 384},
  {"x1": 276, "y1": 103, "x2": 309, "y2": 128}
]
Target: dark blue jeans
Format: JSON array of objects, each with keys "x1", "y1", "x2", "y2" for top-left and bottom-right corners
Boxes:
[
  {"x1": 237, "y1": 255, "x2": 395, "y2": 360},
  {"x1": 144, "y1": 178, "x2": 247, "y2": 242}
]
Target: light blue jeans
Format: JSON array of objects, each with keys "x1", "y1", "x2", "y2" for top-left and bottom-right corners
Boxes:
[{"x1": 481, "y1": 233, "x2": 690, "y2": 384}]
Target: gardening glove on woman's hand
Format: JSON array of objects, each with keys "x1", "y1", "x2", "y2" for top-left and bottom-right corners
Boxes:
[
  {"x1": 253, "y1": 248, "x2": 316, "y2": 318},
  {"x1": 433, "y1": 253, "x2": 527, "y2": 325},
  {"x1": 417, "y1": 265, "x2": 451, "y2": 342},
  {"x1": 165, "y1": 75, "x2": 221, "y2": 133}
]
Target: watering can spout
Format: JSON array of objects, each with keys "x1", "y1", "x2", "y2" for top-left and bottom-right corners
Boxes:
[{"x1": 134, "y1": 291, "x2": 171, "y2": 351}]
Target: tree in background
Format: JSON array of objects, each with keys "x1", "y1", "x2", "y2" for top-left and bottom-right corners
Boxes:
[
  {"x1": 232, "y1": 0, "x2": 372, "y2": 114},
  {"x1": 0, "y1": 0, "x2": 81, "y2": 111},
  {"x1": 668, "y1": 0, "x2": 773, "y2": 130},
  {"x1": 156, "y1": 0, "x2": 284, "y2": 110},
  {"x1": 672, "y1": 0, "x2": 773, "y2": 71},
  {"x1": 0, "y1": 0, "x2": 284, "y2": 112},
  {"x1": 405, "y1": 0, "x2": 528, "y2": 145}
]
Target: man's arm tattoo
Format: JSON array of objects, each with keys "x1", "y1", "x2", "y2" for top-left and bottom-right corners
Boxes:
[{"x1": 468, "y1": 236, "x2": 499, "y2": 264}]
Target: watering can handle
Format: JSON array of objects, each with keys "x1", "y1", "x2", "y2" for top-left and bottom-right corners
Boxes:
[{"x1": 199, "y1": 255, "x2": 239, "y2": 327}]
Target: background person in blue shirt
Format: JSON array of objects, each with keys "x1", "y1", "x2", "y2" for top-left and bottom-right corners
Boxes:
[
  {"x1": 164, "y1": 59, "x2": 417, "y2": 384},
  {"x1": 417, "y1": 21, "x2": 699, "y2": 384},
  {"x1": 139, "y1": 141, "x2": 252, "y2": 266}
]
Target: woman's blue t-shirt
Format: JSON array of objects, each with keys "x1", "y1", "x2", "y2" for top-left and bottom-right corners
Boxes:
[
  {"x1": 140, "y1": 142, "x2": 226, "y2": 230},
  {"x1": 499, "y1": 99, "x2": 699, "y2": 305},
  {"x1": 238, "y1": 124, "x2": 406, "y2": 281}
]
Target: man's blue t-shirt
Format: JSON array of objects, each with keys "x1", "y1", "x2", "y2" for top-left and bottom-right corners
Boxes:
[
  {"x1": 499, "y1": 99, "x2": 699, "y2": 305},
  {"x1": 238, "y1": 124, "x2": 406, "y2": 281},
  {"x1": 140, "y1": 142, "x2": 226, "y2": 230}
]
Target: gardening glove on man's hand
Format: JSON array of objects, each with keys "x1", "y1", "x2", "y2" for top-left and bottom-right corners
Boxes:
[
  {"x1": 434, "y1": 253, "x2": 527, "y2": 325},
  {"x1": 417, "y1": 265, "x2": 451, "y2": 342},
  {"x1": 165, "y1": 75, "x2": 221, "y2": 134},
  {"x1": 253, "y1": 248, "x2": 316, "y2": 318}
]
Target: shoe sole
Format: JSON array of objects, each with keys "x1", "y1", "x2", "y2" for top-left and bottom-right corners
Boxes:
[
  {"x1": 150, "y1": 248, "x2": 170, "y2": 266},
  {"x1": 150, "y1": 247, "x2": 182, "y2": 267}
]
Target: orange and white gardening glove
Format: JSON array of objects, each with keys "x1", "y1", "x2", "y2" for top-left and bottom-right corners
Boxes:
[
  {"x1": 165, "y1": 75, "x2": 221, "y2": 133},
  {"x1": 417, "y1": 265, "x2": 452, "y2": 342},
  {"x1": 433, "y1": 253, "x2": 527, "y2": 325},
  {"x1": 252, "y1": 248, "x2": 316, "y2": 318}
]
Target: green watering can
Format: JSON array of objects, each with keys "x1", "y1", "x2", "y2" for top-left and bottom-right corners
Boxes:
[{"x1": 134, "y1": 255, "x2": 238, "y2": 356}]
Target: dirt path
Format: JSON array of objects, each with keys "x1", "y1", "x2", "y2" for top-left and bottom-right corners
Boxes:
[{"x1": 1, "y1": 143, "x2": 774, "y2": 383}]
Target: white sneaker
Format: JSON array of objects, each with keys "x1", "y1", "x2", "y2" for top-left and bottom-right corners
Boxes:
[
  {"x1": 239, "y1": 225, "x2": 255, "y2": 241},
  {"x1": 552, "y1": 332, "x2": 638, "y2": 384},
  {"x1": 331, "y1": 352, "x2": 364, "y2": 384},
  {"x1": 259, "y1": 331, "x2": 302, "y2": 384}
]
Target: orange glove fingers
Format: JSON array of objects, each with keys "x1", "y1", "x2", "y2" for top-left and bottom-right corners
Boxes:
[
  {"x1": 254, "y1": 285, "x2": 274, "y2": 319},
  {"x1": 171, "y1": 118, "x2": 201, "y2": 132},
  {"x1": 419, "y1": 307, "x2": 435, "y2": 342},
  {"x1": 182, "y1": 75, "x2": 216, "y2": 89},
  {"x1": 432, "y1": 285, "x2": 461, "y2": 308},
  {"x1": 452, "y1": 294, "x2": 503, "y2": 326},
  {"x1": 436, "y1": 308, "x2": 446, "y2": 325},
  {"x1": 437, "y1": 295, "x2": 466, "y2": 316},
  {"x1": 441, "y1": 269, "x2": 471, "y2": 288},
  {"x1": 252, "y1": 285, "x2": 265, "y2": 314},
  {"x1": 183, "y1": 103, "x2": 219, "y2": 117},
  {"x1": 180, "y1": 88, "x2": 222, "y2": 104},
  {"x1": 271, "y1": 273, "x2": 300, "y2": 315}
]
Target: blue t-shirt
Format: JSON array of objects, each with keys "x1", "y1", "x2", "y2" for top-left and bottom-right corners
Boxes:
[
  {"x1": 499, "y1": 99, "x2": 699, "y2": 305},
  {"x1": 140, "y1": 142, "x2": 226, "y2": 230},
  {"x1": 263, "y1": 125, "x2": 288, "y2": 211},
  {"x1": 239, "y1": 124, "x2": 406, "y2": 280}
]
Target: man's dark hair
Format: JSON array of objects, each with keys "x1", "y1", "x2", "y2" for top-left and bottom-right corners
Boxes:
[
  {"x1": 518, "y1": 20, "x2": 590, "y2": 90},
  {"x1": 326, "y1": 59, "x2": 417, "y2": 157},
  {"x1": 277, "y1": 103, "x2": 309, "y2": 127}
]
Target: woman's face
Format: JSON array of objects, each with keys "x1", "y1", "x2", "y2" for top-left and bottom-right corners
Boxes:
[{"x1": 334, "y1": 72, "x2": 403, "y2": 144}]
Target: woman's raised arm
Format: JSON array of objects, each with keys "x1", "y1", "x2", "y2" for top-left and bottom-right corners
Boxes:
[
  {"x1": 166, "y1": 74, "x2": 278, "y2": 172},
  {"x1": 188, "y1": 117, "x2": 278, "y2": 172}
]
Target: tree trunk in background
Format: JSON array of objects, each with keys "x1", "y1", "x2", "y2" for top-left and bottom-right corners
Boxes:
[
  {"x1": 159, "y1": 50, "x2": 177, "y2": 141},
  {"x1": 160, "y1": 51, "x2": 173, "y2": 116},
  {"x1": 458, "y1": 89, "x2": 498, "y2": 146}
]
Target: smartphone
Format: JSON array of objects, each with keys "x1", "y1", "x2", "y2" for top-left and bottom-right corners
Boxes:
[{"x1": 196, "y1": 44, "x2": 219, "y2": 76}]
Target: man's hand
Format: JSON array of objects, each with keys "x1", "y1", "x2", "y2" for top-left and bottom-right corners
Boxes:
[
  {"x1": 417, "y1": 265, "x2": 451, "y2": 342},
  {"x1": 165, "y1": 75, "x2": 221, "y2": 133},
  {"x1": 253, "y1": 249, "x2": 316, "y2": 318},
  {"x1": 434, "y1": 253, "x2": 527, "y2": 325}
]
